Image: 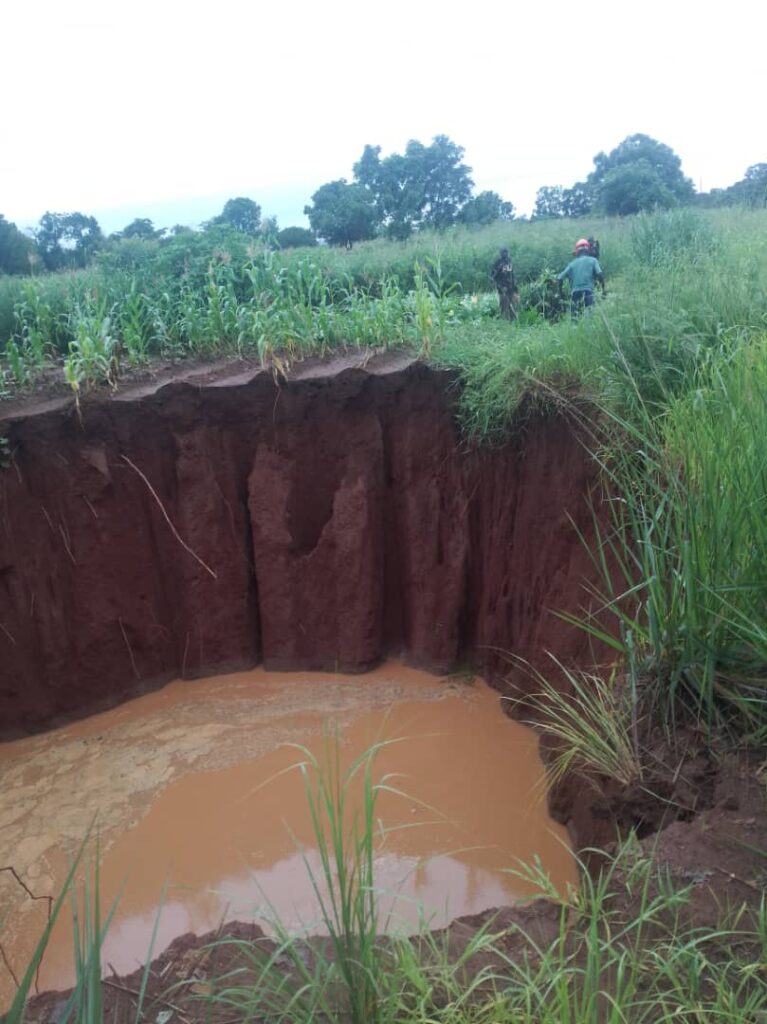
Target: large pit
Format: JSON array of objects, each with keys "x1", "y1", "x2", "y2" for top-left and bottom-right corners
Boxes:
[{"x1": 0, "y1": 353, "x2": 603, "y2": 1008}]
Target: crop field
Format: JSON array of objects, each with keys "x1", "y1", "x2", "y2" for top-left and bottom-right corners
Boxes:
[{"x1": 1, "y1": 208, "x2": 763, "y2": 406}]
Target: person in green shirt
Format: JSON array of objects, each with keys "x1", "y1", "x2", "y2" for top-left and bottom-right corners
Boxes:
[{"x1": 557, "y1": 238, "x2": 606, "y2": 318}]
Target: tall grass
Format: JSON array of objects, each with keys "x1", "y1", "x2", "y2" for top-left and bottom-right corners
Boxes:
[
  {"x1": 499, "y1": 843, "x2": 767, "y2": 1024},
  {"x1": 571, "y1": 337, "x2": 767, "y2": 737},
  {"x1": 436, "y1": 231, "x2": 767, "y2": 443},
  {"x1": 512, "y1": 659, "x2": 642, "y2": 788},
  {"x1": 203, "y1": 737, "x2": 425, "y2": 1024},
  {"x1": 629, "y1": 207, "x2": 720, "y2": 268}
]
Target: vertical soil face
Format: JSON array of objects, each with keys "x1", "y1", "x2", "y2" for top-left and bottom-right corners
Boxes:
[{"x1": 0, "y1": 355, "x2": 601, "y2": 735}]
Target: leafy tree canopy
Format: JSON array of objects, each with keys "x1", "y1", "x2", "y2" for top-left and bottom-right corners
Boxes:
[
  {"x1": 277, "y1": 226, "x2": 317, "y2": 249},
  {"x1": 35, "y1": 211, "x2": 104, "y2": 270},
  {"x1": 535, "y1": 135, "x2": 694, "y2": 218},
  {"x1": 0, "y1": 215, "x2": 35, "y2": 275},
  {"x1": 303, "y1": 180, "x2": 378, "y2": 247},
  {"x1": 119, "y1": 217, "x2": 160, "y2": 240},
  {"x1": 741, "y1": 163, "x2": 767, "y2": 206},
  {"x1": 353, "y1": 135, "x2": 474, "y2": 238},
  {"x1": 532, "y1": 183, "x2": 592, "y2": 220},
  {"x1": 457, "y1": 191, "x2": 514, "y2": 225},
  {"x1": 599, "y1": 160, "x2": 677, "y2": 216},
  {"x1": 533, "y1": 186, "x2": 567, "y2": 220},
  {"x1": 211, "y1": 197, "x2": 262, "y2": 235},
  {"x1": 562, "y1": 182, "x2": 593, "y2": 217},
  {"x1": 260, "y1": 215, "x2": 279, "y2": 241},
  {"x1": 589, "y1": 133, "x2": 694, "y2": 212},
  {"x1": 699, "y1": 163, "x2": 767, "y2": 208}
]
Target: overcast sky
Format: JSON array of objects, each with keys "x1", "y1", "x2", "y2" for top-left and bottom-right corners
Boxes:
[{"x1": 3, "y1": 0, "x2": 765, "y2": 233}]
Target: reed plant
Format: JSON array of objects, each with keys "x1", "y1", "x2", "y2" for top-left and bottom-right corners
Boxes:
[
  {"x1": 570, "y1": 336, "x2": 767, "y2": 738},
  {"x1": 204, "y1": 738, "x2": 418, "y2": 1024},
  {"x1": 512, "y1": 659, "x2": 642, "y2": 788}
]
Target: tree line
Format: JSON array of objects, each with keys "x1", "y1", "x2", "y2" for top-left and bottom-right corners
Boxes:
[
  {"x1": 0, "y1": 201, "x2": 319, "y2": 276},
  {"x1": 1, "y1": 133, "x2": 764, "y2": 275},
  {"x1": 532, "y1": 134, "x2": 767, "y2": 219}
]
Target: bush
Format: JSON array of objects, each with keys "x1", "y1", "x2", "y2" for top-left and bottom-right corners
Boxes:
[{"x1": 277, "y1": 226, "x2": 318, "y2": 249}]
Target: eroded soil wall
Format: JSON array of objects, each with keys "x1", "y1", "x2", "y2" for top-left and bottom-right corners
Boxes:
[{"x1": 0, "y1": 357, "x2": 600, "y2": 735}]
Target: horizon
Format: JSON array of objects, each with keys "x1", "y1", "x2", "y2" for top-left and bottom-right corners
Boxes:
[{"x1": 7, "y1": 138, "x2": 761, "y2": 239}]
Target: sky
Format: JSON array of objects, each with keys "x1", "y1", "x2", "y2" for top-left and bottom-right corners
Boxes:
[{"x1": 2, "y1": 0, "x2": 765, "y2": 234}]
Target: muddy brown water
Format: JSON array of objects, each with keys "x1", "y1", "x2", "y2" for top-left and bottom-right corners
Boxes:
[{"x1": 0, "y1": 663, "x2": 576, "y2": 1007}]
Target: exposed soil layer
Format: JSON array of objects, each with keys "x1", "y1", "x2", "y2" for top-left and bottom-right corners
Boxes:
[{"x1": 0, "y1": 352, "x2": 601, "y2": 736}]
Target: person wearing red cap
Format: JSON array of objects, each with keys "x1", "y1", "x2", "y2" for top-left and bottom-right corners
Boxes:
[{"x1": 557, "y1": 239, "x2": 605, "y2": 318}]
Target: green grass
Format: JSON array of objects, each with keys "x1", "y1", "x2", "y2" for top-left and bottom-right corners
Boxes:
[
  {"x1": 511, "y1": 659, "x2": 642, "y2": 789},
  {"x1": 4, "y1": 207, "x2": 764, "y2": 404},
  {"x1": 567, "y1": 336, "x2": 767, "y2": 740}
]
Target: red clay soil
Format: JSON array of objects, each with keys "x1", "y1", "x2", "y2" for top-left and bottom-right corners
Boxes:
[{"x1": 0, "y1": 352, "x2": 602, "y2": 736}]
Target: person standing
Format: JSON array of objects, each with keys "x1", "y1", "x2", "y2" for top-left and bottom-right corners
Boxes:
[
  {"x1": 490, "y1": 247, "x2": 519, "y2": 321},
  {"x1": 557, "y1": 238, "x2": 605, "y2": 318}
]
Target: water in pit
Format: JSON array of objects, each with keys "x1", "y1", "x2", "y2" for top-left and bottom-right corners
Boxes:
[{"x1": 0, "y1": 662, "x2": 577, "y2": 1006}]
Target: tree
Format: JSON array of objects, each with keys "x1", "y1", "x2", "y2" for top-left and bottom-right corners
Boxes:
[
  {"x1": 35, "y1": 211, "x2": 103, "y2": 270},
  {"x1": 561, "y1": 182, "x2": 593, "y2": 217},
  {"x1": 304, "y1": 180, "x2": 379, "y2": 247},
  {"x1": 260, "y1": 215, "x2": 279, "y2": 240},
  {"x1": 212, "y1": 197, "x2": 262, "y2": 235},
  {"x1": 0, "y1": 215, "x2": 35, "y2": 275},
  {"x1": 277, "y1": 226, "x2": 317, "y2": 249},
  {"x1": 353, "y1": 135, "x2": 474, "y2": 238},
  {"x1": 599, "y1": 160, "x2": 677, "y2": 215},
  {"x1": 353, "y1": 144, "x2": 420, "y2": 239},
  {"x1": 734, "y1": 163, "x2": 767, "y2": 207},
  {"x1": 416, "y1": 135, "x2": 474, "y2": 230},
  {"x1": 696, "y1": 163, "x2": 767, "y2": 209},
  {"x1": 120, "y1": 217, "x2": 159, "y2": 239},
  {"x1": 588, "y1": 134, "x2": 694, "y2": 212},
  {"x1": 457, "y1": 191, "x2": 514, "y2": 225},
  {"x1": 533, "y1": 186, "x2": 566, "y2": 219}
]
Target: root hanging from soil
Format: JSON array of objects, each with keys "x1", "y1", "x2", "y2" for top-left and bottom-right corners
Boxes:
[{"x1": 120, "y1": 455, "x2": 218, "y2": 580}]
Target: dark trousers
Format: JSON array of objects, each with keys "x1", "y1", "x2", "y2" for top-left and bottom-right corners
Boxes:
[
  {"x1": 498, "y1": 288, "x2": 517, "y2": 321},
  {"x1": 570, "y1": 289, "x2": 595, "y2": 318}
]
